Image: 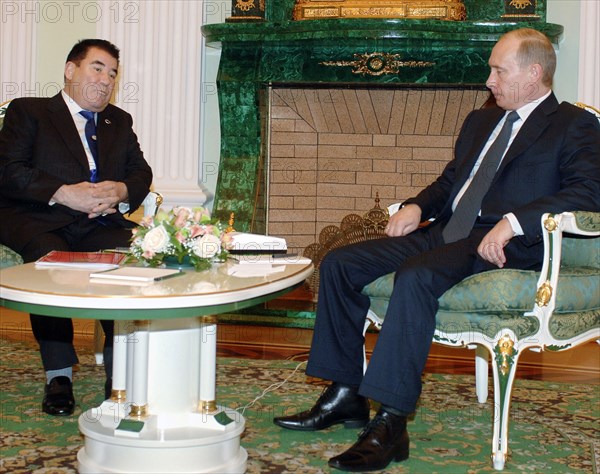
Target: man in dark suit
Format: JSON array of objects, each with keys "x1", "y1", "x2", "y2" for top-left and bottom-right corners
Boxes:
[
  {"x1": 0, "y1": 39, "x2": 153, "y2": 416},
  {"x1": 273, "y1": 28, "x2": 600, "y2": 472}
]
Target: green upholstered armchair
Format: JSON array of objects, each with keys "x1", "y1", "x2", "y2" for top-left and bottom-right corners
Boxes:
[
  {"x1": 0, "y1": 245, "x2": 23, "y2": 269},
  {"x1": 304, "y1": 104, "x2": 600, "y2": 471},
  {"x1": 362, "y1": 210, "x2": 600, "y2": 470}
]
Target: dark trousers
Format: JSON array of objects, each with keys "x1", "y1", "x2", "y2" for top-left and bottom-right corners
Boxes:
[
  {"x1": 305, "y1": 223, "x2": 536, "y2": 414},
  {"x1": 19, "y1": 217, "x2": 132, "y2": 377}
]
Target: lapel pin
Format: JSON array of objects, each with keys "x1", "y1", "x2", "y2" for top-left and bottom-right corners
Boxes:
[{"x1": 105, "y1": 119, "x2": 111, "y2": 124}]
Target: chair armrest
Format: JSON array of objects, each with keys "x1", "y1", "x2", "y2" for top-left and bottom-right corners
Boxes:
[
  {"x1": 557, "y1": 211, "x2": 600, "y2": 234},
  {"x1": 534, "y1": 211, "x2": 600, "y2": 315},
  {"x1": 142, "y1": 192, "x2": 163, "y2": 218}
]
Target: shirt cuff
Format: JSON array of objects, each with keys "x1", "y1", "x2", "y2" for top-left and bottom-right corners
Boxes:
[
  {"x1": 118, "y1": 202, "x2": 130, "y2": 214},
  {"x1": 503, "y1": 213, "x2": 524, "y2": 236},
  {"x1": 388, "y1": 202, "x2": 402, "y2": 216}
]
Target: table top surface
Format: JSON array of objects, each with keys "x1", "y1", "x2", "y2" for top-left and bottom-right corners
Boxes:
[{"x1": 0, "y1": 260, "x2": 313, "y2": 319}]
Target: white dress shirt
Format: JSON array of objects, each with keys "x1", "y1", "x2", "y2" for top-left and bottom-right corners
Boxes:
[{"x1": 61, "y1": 90, "x2": 97, "y2": 176}]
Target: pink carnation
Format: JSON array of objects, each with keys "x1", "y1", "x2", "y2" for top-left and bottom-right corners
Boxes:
[
  {"x1": 142, "y1": 250, "x2": 155, "y2": 259},
  {"x1": 173, "y1": 208, "x2": 190, "y2": 228},
  {"x1": 190, "y1": 224, "x2": 205, "y2": 239},
  {"x1": 140, "y1": 215, "x2": 154, "y2": 227},
  {"x1": 175, "y1": 231, "x2": 186, "y2": 243}
]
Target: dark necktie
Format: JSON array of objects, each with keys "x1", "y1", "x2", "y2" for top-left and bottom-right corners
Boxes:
[
  {"x1": 79, "y1": 110, "x2": 98, "y2": 182},
  {"x1": 442, "y1": 110, "x2": 520, "y2": 243}
]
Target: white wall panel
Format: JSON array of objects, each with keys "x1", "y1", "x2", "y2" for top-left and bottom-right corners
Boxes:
[
  {"x1": 98, "y1": 1, "x2": 208, "y2": 207},
  {"x1": 578, "y1": 1, "x2": 600, "y2": 107},
  {"x1": 1, "y1": 0, "x2": 36, "y2": 103}
]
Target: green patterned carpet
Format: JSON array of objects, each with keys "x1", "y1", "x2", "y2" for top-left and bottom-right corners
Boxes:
[{"x1": 1, "y1": 338, "x2": 598, "y2": 473}]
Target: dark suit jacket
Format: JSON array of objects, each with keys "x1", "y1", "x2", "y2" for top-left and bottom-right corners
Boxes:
[
  {"x1": 408, "y1": 93, "x2": 600, "y2": 262},
  {"x1": 0, "y1": 93, "x2": 153, "y2": 252}
]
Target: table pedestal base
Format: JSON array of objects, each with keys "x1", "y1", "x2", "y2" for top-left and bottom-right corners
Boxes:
[
  {"x1": 78, "y1": 404, "x2": 246, "y2": 473},
  {"x1": 78, "y1": 317, "x2": 246, "y2": 473}
]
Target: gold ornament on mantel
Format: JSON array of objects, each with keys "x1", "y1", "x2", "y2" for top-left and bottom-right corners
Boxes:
[
  {"x1": 320, "y1": 52, "x2": 435, "y2": 76},
  {"x1": 227, "y1": 0, "x2": 265, "y2": 22},
  {"x1": 293, "y1": 0, "x2": 467, "y2": 21}
]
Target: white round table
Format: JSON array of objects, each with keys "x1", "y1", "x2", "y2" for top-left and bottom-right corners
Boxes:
[{"x1": 0, "y1": 259, "x2": 313, "y2": 473}]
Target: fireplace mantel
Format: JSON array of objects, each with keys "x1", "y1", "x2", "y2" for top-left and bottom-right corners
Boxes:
[{"x1": 202, "y1": 3, "x2": 562, "y2": 232}]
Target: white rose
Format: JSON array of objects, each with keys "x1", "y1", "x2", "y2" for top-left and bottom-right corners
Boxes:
[
  {"x1": 142, "y1": 225, "x2": 170, "y2": 254},
  {"x1": 192, "y1": 234, "x2": 221, "y2": 259}
]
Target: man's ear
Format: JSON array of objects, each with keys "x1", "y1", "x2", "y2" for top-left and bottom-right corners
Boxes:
[
  {"x1": 529, "y1": 63, "x2": 543, "y2": 83},
  {"x1": 64, "y1": 61, "x2": 75, "y2": 81}
]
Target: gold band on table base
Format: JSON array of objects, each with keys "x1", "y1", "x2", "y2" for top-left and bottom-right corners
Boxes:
[
  {"x1": 199, "y1": 315, "x2": 218, "y2": 325},
  {"x1": 199, "y1": 400, "x2": 218, "y2": 414},
  {"x1": 293, "y1": 0, "x2": 466, "y2": 21},
  {"x1": 110, "y1": 389, "x2": 126, "y2": 402},
  {"x1": 129, "y1": 403, "x2": 148, "y2": 419}
]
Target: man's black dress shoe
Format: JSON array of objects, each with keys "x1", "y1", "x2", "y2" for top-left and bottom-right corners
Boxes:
[
  {"x1": 328, "y1": 408, "x2": 409, "y2": 472},
  {"x1": 273, "y1": 382, "x2": 370, "y2": 431},
  {"x1": 42, "y1": 376, "x2": 75, "y2": 416}
]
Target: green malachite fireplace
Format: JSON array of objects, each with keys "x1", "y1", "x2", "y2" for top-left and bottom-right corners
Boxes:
[{"x1": 202, "y1": 0, "x2": 562, "y2": 233}]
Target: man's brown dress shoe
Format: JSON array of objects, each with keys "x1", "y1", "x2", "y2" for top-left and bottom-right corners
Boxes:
[
  {"x1": 273, "y1": 383, "x2": 370, "y2": 431},
  {"x1": 42, "y1": 376, "x2": 75, "y2": 416},
  {"x1": 328, "y1": 408, "x2": 409, "y2": 472}
]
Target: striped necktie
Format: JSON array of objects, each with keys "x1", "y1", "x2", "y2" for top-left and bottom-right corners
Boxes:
[{"x1": 79, "y1": 110, "x2": 98, "y2": 182}]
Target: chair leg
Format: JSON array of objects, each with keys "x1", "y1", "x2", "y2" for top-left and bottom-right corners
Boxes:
[
  {"x1": 490, "y1": 334, "x2": 521, "y2": 471},
  {"x1": 94, "y1": 320, "x2": 104, "y2": 365},
  {"x1": 475, "y1": 345, "x2": 489, "y2": 403},
  {"x1": 362, "y1": 318, "x2": 371, "y2": 374}
]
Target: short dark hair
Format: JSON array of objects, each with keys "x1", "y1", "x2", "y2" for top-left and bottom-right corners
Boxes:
[{"x1": 66, "y1": 39, "x2": 120, "y2": 66}]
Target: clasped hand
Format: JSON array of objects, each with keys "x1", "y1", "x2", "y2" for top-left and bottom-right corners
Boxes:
[{"x1": 51, "y1": 181, "x2": 128, "y2": 219}]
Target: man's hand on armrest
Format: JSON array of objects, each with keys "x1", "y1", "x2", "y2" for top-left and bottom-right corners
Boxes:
[
  {"x1": 386, "y1": 204, "x2": 422, "y2": 237},
  {"x1": 50, "y1": 181, "x2": 129, "y2": 219},
  {"x1": 477, "y1": 218, "x2": 516, "y2": 268}
]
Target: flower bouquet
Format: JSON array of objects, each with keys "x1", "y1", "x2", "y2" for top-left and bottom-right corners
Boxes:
[{"x1": 128, "y1": 206, "x2": 231, "y2": 271}]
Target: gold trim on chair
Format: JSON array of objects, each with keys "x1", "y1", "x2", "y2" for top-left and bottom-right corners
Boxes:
[{"x1": 574, "y1": 102, "x2": 600, "y2": 118}]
